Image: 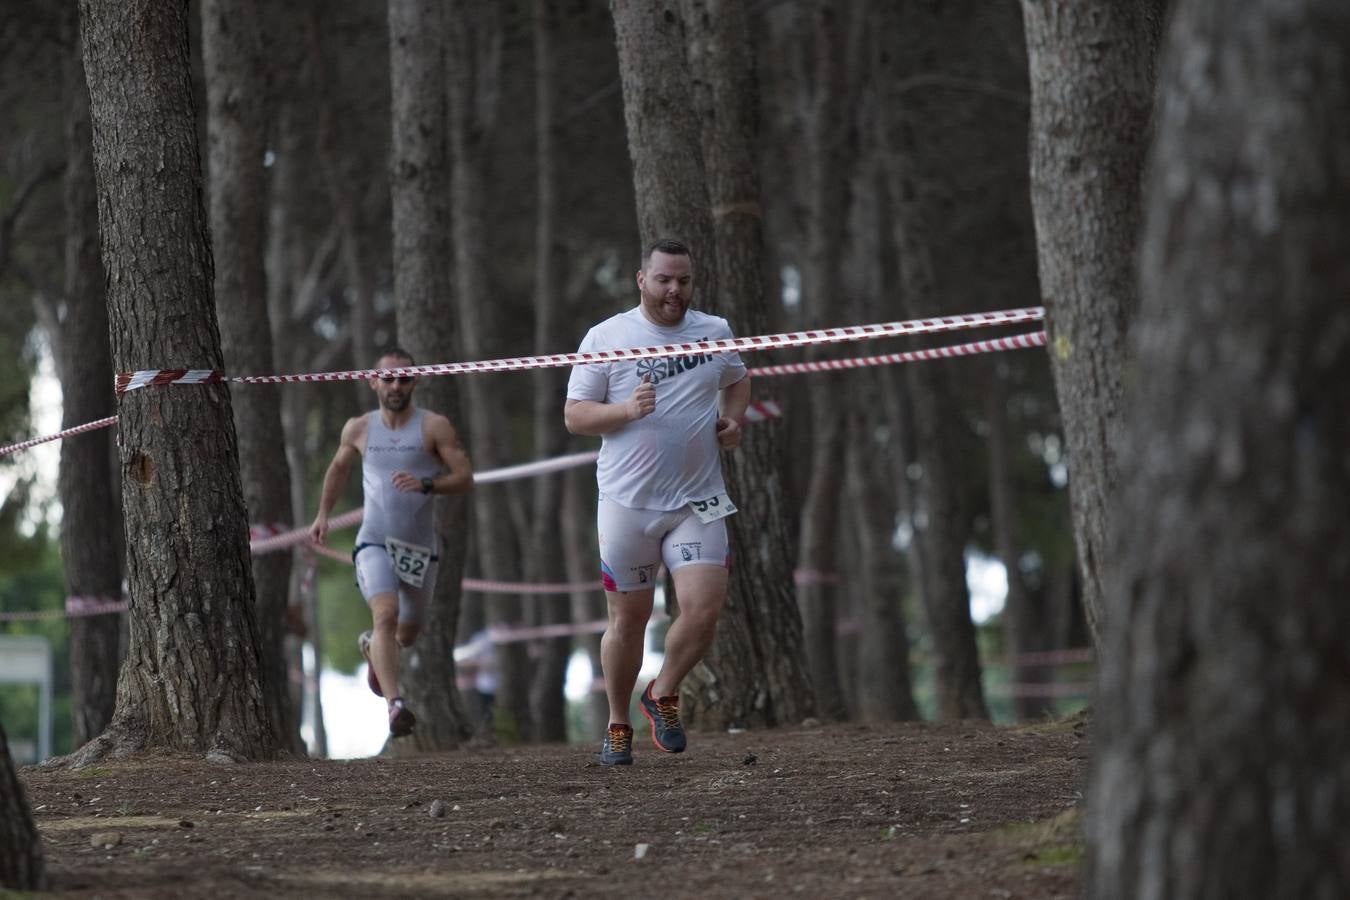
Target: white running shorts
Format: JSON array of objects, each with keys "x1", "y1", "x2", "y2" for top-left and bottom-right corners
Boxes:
[
  {"x1": 597, "y1": 495, "x2": 730, "y2": 592},
  {"x1": 353, "y1": 543, "x2": 438, "y2": 625}
]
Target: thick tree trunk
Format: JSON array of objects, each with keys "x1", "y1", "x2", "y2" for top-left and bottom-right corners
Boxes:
[
  {"x1": 987, "y1": 364, "x2": 1053, "y2": 720},
  {"x1": 678, "y1": 0, "x2": 816, "y2": 728},
  {"x1": 0, "y1": 722, "x2": 44, "y2": 890},
  {"x1": 876, "y1": 7, "x2": 989, "y2": 720},
  {"x1": 74, "y1": 0, "x2": 282, "y2": 763},
  {"x1": 610, "y1": 0, "x2": 717, "y2": 293},
  {"x1": 525, "y1": 0, "x2": 570, "y2": 745},
  {"x1": 57, "y1": 5, "x2": 122, "y2": 747},
  {"x1": 564, "y1": 466, "x2": 609, "y2": 738},
  {"x1": 1087, "y1": 3, "x2": 1350, "y2": 896},
  {"x1": 794, "y1": 398, "x2": 848, "y2": 721},
  {"x1": 447, "y1": 0, "x2": 533, "y2": 743},
  {"x1": 846, "y1": 404, "x2": 920, "y2": 722},
  {"x1": 203, "y1": 0, "x2": 302, "y2": 756},
  {"x1": 1019, "y1": 0, "x2": 1164, "y2": 649},
  {"x1": 386, "y1": 0, "x2": 473, "y2": 752},
  {"x1": 264, "y1": 93, "x2": 328, "y2": 758}
]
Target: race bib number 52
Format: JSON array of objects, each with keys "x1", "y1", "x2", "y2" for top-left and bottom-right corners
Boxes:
[
  {"x1": 385, "y1": 538, "x2": 432, "y2": 588},
  {"x1": 688, "y1": 492, "x2": 737, "y2": 524}
]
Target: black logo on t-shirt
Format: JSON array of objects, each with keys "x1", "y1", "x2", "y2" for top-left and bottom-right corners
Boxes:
[{"x1": 636, "y1": 341, "x2": 712, "y2": 386}]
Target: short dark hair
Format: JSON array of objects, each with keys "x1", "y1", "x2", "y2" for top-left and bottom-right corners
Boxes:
[
  {"x1": 644, "y1": 238, "x2": 691, "y2": 267},
  {"x1": 374, "y1": 347, "x2": 416, "y2": 366}
]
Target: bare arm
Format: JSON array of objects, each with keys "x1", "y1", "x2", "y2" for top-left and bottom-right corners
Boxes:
[
  {"x1": 563, "y1": 375, "x2": 656, "y2": 436},
  {"x1": 309, "y1": 417, "x2": 364, "y2": 544},
  {"x1": 715, "y1": 374, "x2": 752, "y2": 450},
  {"x1": 417, "y1": 414, "x2": 473, "y2": 496}
]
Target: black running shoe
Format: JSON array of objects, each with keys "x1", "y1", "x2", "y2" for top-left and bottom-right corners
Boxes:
[
  {"x1": 639, "y1": 681, "x2": 686, "y2": 753},
  {"x1": 599, "y1": 723, "x2": 633, "y2": 766},
  {"x1": 388, "y1": 697, "x2": 416, "y2": 737}
]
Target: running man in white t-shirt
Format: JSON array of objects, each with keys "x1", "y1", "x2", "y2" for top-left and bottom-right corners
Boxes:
[
  {"x1": 564, "y1": 239, "x2": 752, "y2": 766},
  {"x1": 310, "y1": 348, "x2": 474, "y2": 738}
]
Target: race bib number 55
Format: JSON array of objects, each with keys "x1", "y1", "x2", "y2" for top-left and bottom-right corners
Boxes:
[
  {"x1": 688, "y1": 492, "x2": 737, "y2": 524},
  {"x1": 385, "y1": 538, "x2": 432, "y2": 588}
]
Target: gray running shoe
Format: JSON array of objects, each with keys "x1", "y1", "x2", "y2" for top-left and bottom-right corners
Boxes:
[
  {"x1": 358, "y1": 630, "x2": 383, "y2": 697},
  {"x1": 639, "y1": 681, "x2": 686, "y2": 753},
  {"x1": 599, "y1": 723, "x2": 633, "y2": 766}
]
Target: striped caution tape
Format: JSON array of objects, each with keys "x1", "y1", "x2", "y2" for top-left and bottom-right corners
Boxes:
[
  {"x1": 115, "y1": 307, "x2": 1045, "y2": 394},
  {"x1": 747, "y1": 331, "x2": 1047, "y2": 377}
]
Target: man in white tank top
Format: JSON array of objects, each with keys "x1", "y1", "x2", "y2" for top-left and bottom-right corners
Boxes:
[
  {"x1": 565, "y1": 239, "x2": 752, "y2": 765},
  {"x1": 310, "y1": 349, "x2": 473, "y2": 738}
]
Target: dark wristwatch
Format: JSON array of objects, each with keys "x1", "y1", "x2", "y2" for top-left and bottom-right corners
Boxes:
[{"x1": 420, "y1": 477, "x2": 435, "y2": 495}]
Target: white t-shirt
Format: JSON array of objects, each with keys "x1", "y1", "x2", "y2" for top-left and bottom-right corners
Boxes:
[{"x1": 566, "y1": 306, "x2": 748, "y2": 511}]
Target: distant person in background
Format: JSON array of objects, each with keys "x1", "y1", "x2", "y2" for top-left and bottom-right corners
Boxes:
[
  {"x1": 454, "y1": 627, "x2": 499, "y2": 726},
  {"x1": 564, "y1": 238, "x2": 751, "y2": 766},
  {"x1": 310, "y1": 348, "x2": 473, "y2": 738}
]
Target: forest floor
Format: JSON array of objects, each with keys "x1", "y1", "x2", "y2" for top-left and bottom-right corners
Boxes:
[{"x1": 21, "y1": 714, "x2": 1089, "y2": 899}]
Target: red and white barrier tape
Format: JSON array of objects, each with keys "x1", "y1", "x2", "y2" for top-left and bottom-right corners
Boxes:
[
  {"x1": 1010, "y1": 647, "x2": 1094, "y2": 666},
  {"x1": 307, "y1": 540, "x2": 603, "y2": 594},
  {"x1": 794, "y1": 569, "x2": 839, "y2": 586},
  {"x1": 0, "y1": 596, "x2": 128, "y2": 622},
  {"x1": 748, "y1": 331, "x2": 1047, "y2": 377},
  {"x1": 741, "y1": 400, "x2": 781, "y2": 423},
  {"x1": 115, "y1": 307, "x2": 1044, "y2": 394},
  {"x1": 0, "y1": 416, "x2": 118, "y2": 459}
]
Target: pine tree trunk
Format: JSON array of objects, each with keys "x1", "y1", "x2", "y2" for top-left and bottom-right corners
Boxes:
[
  {"x1": 58, "y1": 4, "x2": 122, "y2": 747},
  {"x1": 795, "y1": 398, "x2": 848, "y2": 721},
  {"x1": 447, "y1": 0, "x2": 533, "y2": 742},
  {"x1": 847, "y1": 404, "x2": 920, "y2": 722},
  {"x1": 72, "y1": 0, "x2": 283, "y2": 763},
  {"x1": 1087, "y1": 2, "x2": 1350, "y2": 896},
  {"x1": 608, "y1": 0, "x2": 816, "y2": 728},
  {"x1": 610, "y1": 0, "x2": 717, "y2": 291},
  {"x1": 874, "y1": 7, "x2": 989, "y2": 719},
  {"x1": 1019, "y1": 0, "x2": 1164, "y2": 649},
  {"x1": 264, "y1": 91, "x2": 328, "y2": 758},
  {"x1": 987, "y1": 364, "x2": 1053, "y2": 720},
  {"x1": 525, "y1": 0, "x2": 570, "y2": 744},
  {"x1": 202, "y1": 0, "x2": 302, "y2": 756},
  {"x1": 678, "y1": 0, "x2": 816, "y2": 727},
  {"x1": 0, "y1": 722, "x2": 44, "y2": 890},
  {"x1": 386, "y1": 0, "x2": 473, "y2": 752}
]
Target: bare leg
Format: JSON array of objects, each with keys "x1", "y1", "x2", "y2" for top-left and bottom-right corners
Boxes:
[
  {"x1": 602, "y1": 588, "x2": 655, "y2": 724},
  {"x1": 651, "y1": 565, "x2": 727, "y2": 698},
  {"x1": 368, "y1": 593, "x2": 401, "y2": 699}
]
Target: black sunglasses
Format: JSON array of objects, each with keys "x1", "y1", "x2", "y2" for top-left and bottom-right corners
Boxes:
[{"x1": 378, "y1": 375, "x2": 415, "y2": 384}]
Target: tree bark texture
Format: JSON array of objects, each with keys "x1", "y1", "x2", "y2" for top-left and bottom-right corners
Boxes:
[
  {"x1": 987, "y1": 363, "x2": 1053, "y2": 720},
  {"x1": 1019, "y1": 0, "x2": 1164, "y2": 649},
  {"x1": 0, "y1": 722, "x2": 44, "y2": 890},
  {"x1": 202, "y1": 0, "x2": 302, "y2": 755},
  {"x1": 525, "y1": 0, "x2": 570, "y2": 744},
  {"x1": 677, "y1": 0, "x2": 816, "y2": 728},
  {"x1": 58, "y1": 5, "x2": 123, "y2": 747},
  {"x1": 876, "y1": 4, "x2": 989, "y2": 721},
  {"x1": 75, "y1": 0, "x2": 282, "y2": 762},
  {"x1": 447, "y1": 0, "x2": 534, "y2": 743},
  {"x1": 386, "y1": 0, "x2": 472, "y2": 752},
  {"x1": 1087, "y1": 3, "x2": 1350, "y2": 897},
  {"x1": 610, "y1": 0, "x2": 717, "y2": 294},
  {"x1": 846, "y1": 401, "x2": 920, "y2": 722}
]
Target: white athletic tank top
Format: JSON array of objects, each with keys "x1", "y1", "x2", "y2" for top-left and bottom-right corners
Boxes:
[{"x1": 354, "y1": 408, "x2": 443, "y2": 548}]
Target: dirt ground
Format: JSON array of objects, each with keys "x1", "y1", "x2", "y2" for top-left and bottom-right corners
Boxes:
[{"x1": 20, "y1": 716, "x2": 1089, "y2": 899}]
